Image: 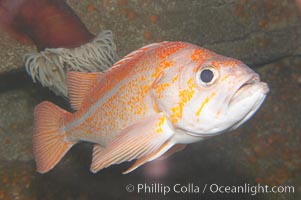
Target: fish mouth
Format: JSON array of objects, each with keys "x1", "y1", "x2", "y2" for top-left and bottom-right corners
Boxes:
[{"x1": 229, "y1": 74, "x2": 269, "y2": 106}]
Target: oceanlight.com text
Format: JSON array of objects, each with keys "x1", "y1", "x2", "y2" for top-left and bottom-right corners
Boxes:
[{"x1": 125, "y1": 183, "x2": 295, "y2": 196}]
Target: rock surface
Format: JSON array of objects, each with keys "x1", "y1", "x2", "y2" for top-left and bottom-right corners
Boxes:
[
  {"x1": 0, "y1": 0, "x2": 301, "y2": 74},
  {"x1": 0, "y1": 57, "x2": 299, "y2": 200},
  {"x1": 0, "y1": 1, "x2": 300, "y2": 200},
  {"x1": 70, "y1": 0, "x2": 301, "y2": 66},
  {"x1": 0, "y1": 31, "x2": 35, "y2": 74}
]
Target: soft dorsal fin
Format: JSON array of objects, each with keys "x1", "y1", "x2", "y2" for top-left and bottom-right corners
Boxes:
[{"x1": 67, "y1": 71, "x2": 104, "y2": 110}]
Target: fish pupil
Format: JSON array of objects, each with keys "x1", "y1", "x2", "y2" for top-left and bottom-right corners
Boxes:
[{"x1": 200, "y1": 69, "x2": 214, "y2": 83}]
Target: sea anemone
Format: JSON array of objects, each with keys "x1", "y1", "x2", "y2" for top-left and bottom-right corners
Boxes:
[
  {"x1": 24, "y1": 30, "x2": 118, "y2": 97},
  {"x1": 0, "y1": 0, "x2": 118, "y2": 97}
]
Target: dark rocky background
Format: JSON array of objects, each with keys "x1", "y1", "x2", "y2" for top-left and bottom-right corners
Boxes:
[{"x1": 0, "y1": 0, "x2": 300, "y2": 199}]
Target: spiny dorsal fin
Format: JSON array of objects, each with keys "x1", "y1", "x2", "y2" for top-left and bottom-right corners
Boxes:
[
  {"x1": 67, "y1": 71, "x2": 104, "y2": 110},
  {"x1": 108, "y1": 42, "x2": 163, "y2": 71}
]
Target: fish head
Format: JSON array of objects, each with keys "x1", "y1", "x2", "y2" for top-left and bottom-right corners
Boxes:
[{"x1": 152, "y1": 45, "x2": 269, "y2": 137}]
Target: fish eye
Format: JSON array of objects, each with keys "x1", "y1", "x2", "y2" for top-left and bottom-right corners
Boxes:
[{"x1": 197, "y1": 66, "x2": 219, "y2": 87}]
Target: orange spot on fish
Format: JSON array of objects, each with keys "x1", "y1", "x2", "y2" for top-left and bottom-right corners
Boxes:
[
  {"x1": 141, "y1": 75, "x2": 146, "y2": 81},
  {"x1": 156, "y1": 116, "x2": 166, "y2": 133},
  {"x1": 153, "y1": 101, "x2": 160, "y2": 113},
  {"x1": 152, "y1": 60, "x2": 174, "y2": 78},
  {"x1": 171, "y1": 78, "x2": 195, "y2": 123},
  {"x1": 153, "y1": 82, "x2": 170, "y2": 99},
  {"x1": 191, "y1": 49, "x2": 215, "y2": 72},
  {"x1": 196, "y1": 92, "x2": 216, "y2": 117},
  {"x1": 172, "y1": 74, "x2": 179, "y2": 83},
  {"x1": 191, "y1": 49, "x2": 204, "y2": 61},
  {"x1": 216, "y1": 109, "x2": 221, "y2": 117},
  {"x1": 157, "y1": 42, "x2": 187, "y2": 59},
  {"x1": 220, "y1": 74, "x2": 230, "y2": 82},
  {"x1": 222, "y1": 60, "x2": 241, "y2": 68}
]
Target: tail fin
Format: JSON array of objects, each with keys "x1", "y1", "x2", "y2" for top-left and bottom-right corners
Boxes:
[{"x1": 33, "y1": 101, "x2": 75, "y2": 173}]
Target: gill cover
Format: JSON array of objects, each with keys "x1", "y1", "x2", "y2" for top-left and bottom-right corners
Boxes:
[
  {"x1": 151, "y1": 45, "x2": 217, "y2": 128},
  {"x1": 152, "y1": 44, "x2": 268, "y2": 136}
]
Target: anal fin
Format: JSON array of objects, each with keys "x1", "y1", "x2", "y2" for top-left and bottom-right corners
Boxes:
[
  {"x1": 92, "y1": 144, "x2": 104, "y2": 160},
  {"x1": 157, "y1": 144, "x2": 186, "y2": 161}
]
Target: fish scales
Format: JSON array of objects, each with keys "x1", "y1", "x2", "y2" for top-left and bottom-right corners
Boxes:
[
  {"x1": 65, "y1": 42, "x2": 189, "y2": 146},
  {"x1": 32, "y1": 41, "x2": 269, "y2": 174}
]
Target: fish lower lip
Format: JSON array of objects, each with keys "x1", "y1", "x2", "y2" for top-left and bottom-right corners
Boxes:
[{"x1": 229, "y1": 87, "x2": 248, "y2": 106}]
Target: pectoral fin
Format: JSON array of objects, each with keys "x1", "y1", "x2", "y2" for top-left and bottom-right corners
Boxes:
[
  {"x1": 90, "y1": 114, "x2": 175, "y2": 173},
  {"x1": 122, "y1": 141, "x2": 173, "y2": 174}
]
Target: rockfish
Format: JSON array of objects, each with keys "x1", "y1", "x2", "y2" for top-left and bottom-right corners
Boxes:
[{"x1": 33, "y1": 42, "x2": 269, "y2": 174}]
